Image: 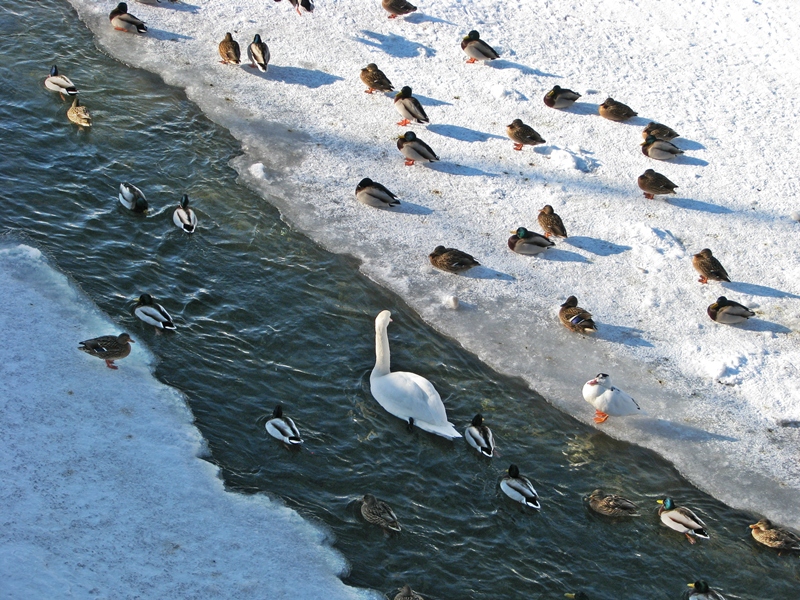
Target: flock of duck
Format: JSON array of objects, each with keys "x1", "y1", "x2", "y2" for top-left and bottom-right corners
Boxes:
[{"x1": 51, "y1": 1, "x2": 798, "y2": 599}]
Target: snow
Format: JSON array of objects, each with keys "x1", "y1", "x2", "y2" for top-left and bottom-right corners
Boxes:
[
  {"x1": 0, "y1": 242, "x2": 379, "y2": 599},
  {"x1": 63, "y1": 0, "x2": 800, "y2": 528}
]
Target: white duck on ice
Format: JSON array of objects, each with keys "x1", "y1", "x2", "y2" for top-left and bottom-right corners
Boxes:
[
  {"x1": 582, "y1": 373, "x2": 640, "y2": 423},
  {"x1": 370, "y1": 310, "x2": 461, "y2": 439}
]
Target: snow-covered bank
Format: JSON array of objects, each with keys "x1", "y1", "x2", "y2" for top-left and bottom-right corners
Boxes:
[
  {"x1": 0, "y1": 241, "x2": 378, "y2": 599},
  {"x1": 64, "y1": 0, "x2": 800, "y2": 528}
]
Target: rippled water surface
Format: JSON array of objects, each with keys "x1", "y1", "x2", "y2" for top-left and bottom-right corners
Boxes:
[{"x1": 1, "y1": 1, "x2": 798, "y2": 598}]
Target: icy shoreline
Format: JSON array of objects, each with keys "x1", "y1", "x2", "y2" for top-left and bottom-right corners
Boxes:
[{"x1": 64, "y1": 0, "x2": 800, "y2": 528}]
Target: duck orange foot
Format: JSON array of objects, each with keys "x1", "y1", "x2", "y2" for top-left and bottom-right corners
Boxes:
[
  {"x1": 396, "y1": 119, "x2": 411, "y2": 126},
  {"x1": 593, "y1": 411, "x2": 609, "y2": 423},
  {"x1": 404, "y1": 159, "x2": 416, "y2": 166}
]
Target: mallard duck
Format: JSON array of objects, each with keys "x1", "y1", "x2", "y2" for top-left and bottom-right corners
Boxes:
[
  {"x1": 118, "y1": 183, "x2": 148, "y2": 212},
  {"x1": 133, "y1": 293, "x2": 175, "y2": 331},
  {"x1": 559, "y1": 296, "x2": 597, "y2": 334},
  {"x1": 749, "y1": 519, "x2": 800, "y2": 552},
  {"x1": 544, "y1": 85, "x2": 581, "y2": 109},
  {"x1": 657, "y1": 497, "x2": 709, "y2": 544},
  {"x1": 637, "y1": 169, "x2": 678, "y2": 199},
  {"x1": 598, "y1": 97, "x2": 637, "y2": 122},
  {"x1": 383, "y1": 0, "x2": 417, "y2": 19},
  {"x1": 265, "y1": 404, "x2": 303, "y2": 446},
  {"x1": 538, "y1": 205, "x2": 567, "y2": 238},
  {"x1": 707, "y1": 297, "x2": 754, "y2": 324},
  {"x1": 508, "y1": 227, "x2": 554, "y2": 255},
  {"x1": 78, "y1": 333, "x2": 134, "y2": 369},
  {"x1": 500, "y1": 464, "x2": 540, "y2": 509},
  {"x1": 461, "y1": 30, "x2": 499, "y2": 63},
  {"x1": 564, "y1": 594, "x2": 589, "y2": 600},
  {"x1": 247, "y1": 34, "x2": 270, "y2": 72},
  {"x1": 360, "y1": 63, "x2": 393, "y2": 94},
  {"x1": 506, "y1": 119, "x2": 545, "y2": 151},
  {"x1": 397, "y1": 131, "x2": 438, "y2": 166},
  {"x1": 684, "y1": 581, "x2": 727, "y2": 600},
  {"x1": 361, "y1": 493, "x2": 401, "y2": 532},
  {"x1": 288, "y1": 0, "x2": 314, "y2": 14},
  {"x1": 355, "y1": 178, "x2": 400, "y2": 208},
  {"x1": 429, "y1": 246, "x2": 479, "y2": 273},
  {"x1": 393, "y1": 585, "x2": 423, "y2": 600},
  {"x1": 643, "y1": 121, "x2": 679, "y2": 141},
  {"x1": 642, "y1": 135, "x2": 684, "y2": 160},
  {"x1": 692, "y1": 249, "x2": 730, "y2": 284},
  {"x1": 218, "y1": 32, "x2": 240, "y2": 65},
  {"x1": 582, "y1": 373, "x2": 640, "y2": 423},
  {"x1": 465, "y1": 413, "x2": 494, "y2": 457},
  {"x1": 109, "y1": 3, "x2": 147, "y2": 33},
  {"x1": 67, "y1": 97, "x2": 91, "y2": 127},
  {"x1": 173, "y1": 194, "x2": 198, "y2": 233},
  {"x1": 45, "y1": 65, "x2": 78, "y2": 98},
  {"x1": 586, "y1": 489, "x2": 638, "y2": 516},
  {"x1": 394, "y1": 86, "x2": 429, "y2": 126}
]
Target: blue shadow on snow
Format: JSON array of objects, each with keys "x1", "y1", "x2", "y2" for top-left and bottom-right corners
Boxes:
[
  {"x1": 267, "y1": 65, "x2": 344, "y2": 88},
  {"x1": 355, "y1": 30, "x2": 435, "y2": 58},
  {"x1": 428, "y1": 162, "x2": 497, "y2": 177},
  {"x1": 666, "y1": 197, "x2": 731, "y2": 214},
  {"x1": 566, "y1": 236, "x2": 631, "y2": 257},
  {"x1": 489, "y1": 60, "x2": 558, "y2": 77},
  {"x1": 722, "y1": 281, "x2": 800, "y2": 299},
  {"x1": 427, "y1": 123, "x2": 504, "y2": 143}
]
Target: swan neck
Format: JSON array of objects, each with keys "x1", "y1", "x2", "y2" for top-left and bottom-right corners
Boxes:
[{"x1": 373, "y1": 321, "x2": 391, "y2": 376}]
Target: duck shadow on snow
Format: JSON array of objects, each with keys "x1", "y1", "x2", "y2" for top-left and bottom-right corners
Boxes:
[
  {"x1": 266, "y1": 65, "x2": 344, "y2": 88},
  {"x1": 737, "y1": 319, "x2": 792, "y2": 334},
  {"x1": 665, "y1": 197, "x2": 732, "y2": 214},
  {"x1": 541, "y1": 248, "x2": 590, "y2": 263},
  {"x1": 669, "y1": 154, "x2": 709, "y2": 167},
  {"x1": 559, "y1": 101, "x2": 600, "y2": 117},
  {"x1": 427, "y1": 123, "x2": 504, "y2": 143},
  {"x1": 566, "y1": 236, "x2": 631, "y2": 257},
  {"x1": 427, "y1": 162, "x2": 497, "y2": 177},
  {"x1": 402, "y1": 12, "x2": 457, "y2": 26},
  {"x1": 638, "y1": 418, "x2": 737, "y2": 443},
  {"x1": 674, "y1": 138, "x2": 705, "y2": 151},
  {"x1": 145, "y1": 28, "x2": 194, "y2": 41},
  {"x1": 413, "y1": 94, "x2": 452, "y2": 108},
  {"x1": 460, "y1": 266, "x2": 515, "y2": 281},
  {"x1": 596, "y1": 324, "x2": 654, "y2": 348},
  {"x1": 489, "y1": 60, "x2": 557, "y2": 77},
  {"x1": 355, "y1": 30, "x2": 435, "y2": 59},
  {"x1": 389, "y1": 201, "x2": 433, "y2": 215},
  {"x1": 723, "y1": 281, "x2": 800, "y2": 300},
  {"x1": 152, "y1": 2, "x2": 200, "y2": 12}
]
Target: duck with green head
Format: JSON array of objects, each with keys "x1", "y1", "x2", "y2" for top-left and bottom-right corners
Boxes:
[
  {"x1": 397, "y1": 131, "x2": 438, "y2": 166},
  {"x1": 657, "y1": 497, "x2": 709, "y2": 544},
  {"x1": 642, "y1": 135, "x2": 684, "y2": 160},
  {"x1": 544, "y1": 85, "x2": 581, "y2": 109},
  {"x1": 684, "y1": 580, "x2": 726, "y2": 600},
  {"x1": 508, "y1": 227, "x2": 554, "y2": 255},
  {"x1": 394, "y1": 86, "x2": 429, "y2": 126},
  {"x1": 461, "y1": 30, "x2": 499, "y2": 63}
]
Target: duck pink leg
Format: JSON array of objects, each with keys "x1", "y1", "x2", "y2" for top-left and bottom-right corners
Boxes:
[
  {"x1": 104, "y1": 360, "x2": 118, "y2": 370},
  {"x1": 404, "y1": 159, "x2": 416, "y2": 166},
  {"x1": 593, "y1": 410, "x2": 609, "y2": 423}
]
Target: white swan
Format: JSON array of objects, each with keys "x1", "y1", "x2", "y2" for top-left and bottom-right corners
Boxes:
[{"x1": 370, "y1": 310, "x2": 461, "y2": 439}]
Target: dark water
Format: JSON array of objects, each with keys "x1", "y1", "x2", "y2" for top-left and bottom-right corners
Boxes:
[{"x1": 1, "y1": 1, "x2": 797, "y2": 598}]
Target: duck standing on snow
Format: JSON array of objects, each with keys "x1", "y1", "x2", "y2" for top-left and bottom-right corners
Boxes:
[
  {"x1": 218, "y1": 32, "x2": 241, "y2": 65},
  {"x1": 247, "y1": 34, "x2": 270, "y2": 72},
  {"x1": 287, "y1": 0, "x2": 314, "y2": 15},
  {"x1": 265, "y1": 404, "x2": 303, "y2": 447},
  {"x1": 538, "y1": 205, "x2": 567, "y2": 238},
  {"x1": 506, "y1": 119, "x2": 545, "y2": 151},
  {"x1": 598, "y1": 97, "x2": 637, "y2": 121},
  {"x1": 637, "y1": 169, "x2": 678, "y2": 199},
  {"x1": 382, "y1": 0, "x2": 417, "y2": 19},
  {"x1": 544, "y1": 85, "x2": 581, "y2": 109},
  {"x1": 45, "y1": 66, "x2": 78, "y2": 98},
  {"x1": 370, "y1": 310, "x2": 460, "y2": 439},
  {"x1": 749, "y1": 518, "x2": 800, "y2": 552},
  {"x1": 355, "y1": 178, "x2": 400, "y2": 208},
  {"x1": 429, "y1": 246, "x2": 479, "y2": 273},
  {"x1": 586, "y1": 489, "x2": 639, "y2": 517},
  {"x1": 582, "y1": 373, "x2": 640, "y2": 423},
  {"x1": 465, "y1": 413, "x2": 494, "y2": 457},
  {"x1": 684, "y1": 580, "x2": 727, "y2": 600},
  {"x1": 643, "y1": 121, "x2": 679, "y2": 141},
  {"x1": 133, "y1": 293, "x2": 176, "y2": 331},
  {"x1": 397, "y1": 131, "x2": 438, "y2": 166},
  {"x1": 642, "y1": 135, "x2": 684, "y2": 160},
  {"x1": 692, "y1": 249, "x2": 730, "y2": 284},
  {"x1": 393, "y1": 584, "x2": 424, "y2": 600},
  {"x1": 657, "y1": 497, "x2": 709, "y2": 544},
  {"x1": 118, "y1": 182, "x2": 148, "y2": 212},
  {"x1": 707, "y1": 297, "x2": 754, "y2": 324},
  {"x1": 500, "y1": 464, "x2": 541, "y2": 509},
  {"x1": 360, "y1": 63, "x2": 393, "y2": 94},
  {"x1": 394, "y1": 86, "x2": 429, "y2": 126},
  {"x1": 361, "y1": 493, "x2": 401, "y2": 532},
  {"x1": 173, "y1": 194, "x2": 198, "y2": 233},
  {"x1": 67, "y1": 97, "x2": 91, "y2": 127},
  {"x1": 78, "y1": 333, "x2": 134, "y2": 370},
  {"x1": 508, "y1": 227, "x2": 554, "y2": 255},
  {"x1": 109, "y1": 3, "x2": 147, "y2": 33},
  {"x1": 559, "y1": 296, "x2": 597, "y2": 334},
  {"x1": 461, "y1": 30, "x2": 499, "y2": 64}
]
